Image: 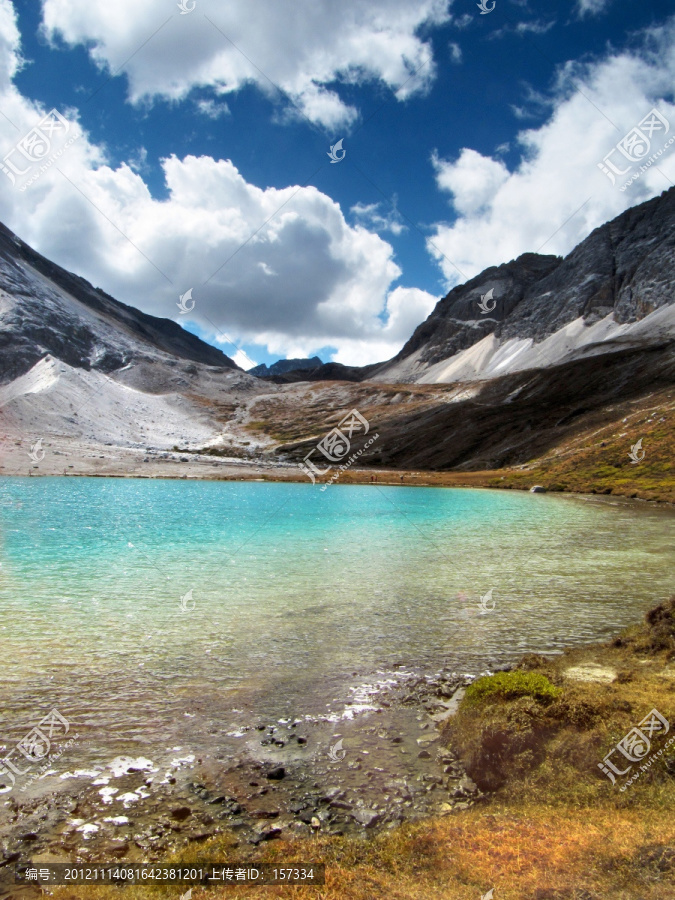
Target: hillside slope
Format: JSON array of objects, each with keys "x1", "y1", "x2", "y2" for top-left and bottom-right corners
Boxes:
[
  {"x1": 0, "y1": 221, "x2": 239, "y2": 385},
  {"x1": 372, "y1": 187, "x2": 675, "y2": 384}
]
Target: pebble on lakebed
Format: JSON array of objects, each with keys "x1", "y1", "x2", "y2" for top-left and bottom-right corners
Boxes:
[{"x1": 0, "y1": 668, "x2": 485, "y2": 863}]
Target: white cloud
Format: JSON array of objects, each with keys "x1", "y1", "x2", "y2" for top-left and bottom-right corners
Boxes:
[
  {"x1": 450, "y1": 13, "x2": 472, "y2": 29},
  {"x1": 514, "y1": 20, "x2": 555, "y2": 34},
  {"x1": 350, "y1": 200, "x2": 407, "y2": 236},
  {"x1": 40, "y1": 0, "x2": 451, "y2": 130},
  {"x1": 0, "y1": 1, "x2": 435, "y2": 367},
  {"x1": 195, "y1": 98, "x2": 230, "y2": 119},
  {"x1": 127, "y1": 146, "x2": 149, "y2": 173},
  {"x1": 231, "y1": 349, "x2": 257, "y2": 370},
  {"x1": 490, "y1": 20, "x2": 556, "y2": 39},
  {"x1": 428, "y1": 19, "x2": 675, "y2": 285},
  {"x1": 275, "y1": 286, "x2": 438, "y2": 367},
  {"x1": 0, "y1": 0, "x2": 21, "y2": 89},
  {"x1": 576, "y1": 0, "x2": 612, "y2": 18},
  {"x1": 432, "y1": 148, "x2": 510, "y2": 215}
]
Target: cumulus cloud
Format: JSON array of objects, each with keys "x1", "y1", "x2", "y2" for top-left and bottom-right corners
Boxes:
[
  {"x1": 432, "y1": 149, "x2": 509, "y2": 216},
  {"x1": 428, "y1": 18, "x2": 675, "y2": 285},
  {"x1": 231, "y1": 348, "x2": 257, "y2": 370},
  {"x1": 40, "y1": 0, "x2": 451, "y2": 130},
  {"x1": 0, "y1": 0, "x2": 436, "y2": 366},
  {"x1": 282, "y1": 287, "x2": 437, "y2": 367}
]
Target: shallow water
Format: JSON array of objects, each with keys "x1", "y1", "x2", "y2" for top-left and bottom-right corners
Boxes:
[{"x1": 0, "y1": 478, "x2": 672, "y2": 781}]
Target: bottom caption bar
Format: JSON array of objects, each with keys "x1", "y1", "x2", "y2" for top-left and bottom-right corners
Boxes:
[{"x1": 16, "y1": 864, "x2": 325, "y2": 885}]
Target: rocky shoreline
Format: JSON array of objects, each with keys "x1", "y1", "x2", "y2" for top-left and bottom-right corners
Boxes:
[{"x1": 0, "y1": 667, "x2": 488, "y2": 892}]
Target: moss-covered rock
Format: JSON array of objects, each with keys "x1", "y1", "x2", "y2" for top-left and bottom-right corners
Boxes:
[{"x1": 464, "y1": 671, "x2": 562, "y2": 707}]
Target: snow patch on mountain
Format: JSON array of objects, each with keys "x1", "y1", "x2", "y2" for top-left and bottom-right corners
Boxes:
[{"x1": 372, "y1": 305, "x2": 675, "y2": 384}]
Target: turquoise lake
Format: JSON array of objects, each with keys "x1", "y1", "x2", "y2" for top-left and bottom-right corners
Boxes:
[{"x1": 0, "y1": 478, "x2": 673, "y2": 777}]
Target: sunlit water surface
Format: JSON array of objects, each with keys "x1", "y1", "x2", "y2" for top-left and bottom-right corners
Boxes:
[{"x1": 0, "y1": 478, "x2": 672, "y2": 775}]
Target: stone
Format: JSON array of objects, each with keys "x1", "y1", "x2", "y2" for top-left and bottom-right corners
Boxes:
[
  {"x1": 170, "y1": 807, "x2": 192, "y2": 821},
  {"x1": 458, "y1": 775, "x2": 478, "y2": 794},
  {"x1": 266, "y1": 766, "x2": 285, "y2": 780},
  {"x1": 530, "y1": 485, "x2": 547, "y2": 493},
  {"x1": 352, "y1": 808, "x2": 381, "y2": 828},
  {"x1": 564, "y1": 663, "x2": 616, "y2": 684},
  {"x1": 103, "y1": 841, "x2": 129, "y2": 857},
  {"x1": 417, "y1": 750, "x2": 431, "y2": 759}
]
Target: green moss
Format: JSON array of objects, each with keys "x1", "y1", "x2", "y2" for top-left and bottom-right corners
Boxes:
[{"x1": 464, "y1": 671, "x2": 562, "y2": 707}]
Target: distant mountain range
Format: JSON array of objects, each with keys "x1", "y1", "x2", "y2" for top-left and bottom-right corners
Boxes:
[
  {"x1": 0, "y1": 189, "x2": 673, "y2": 488},
  {"x1": 272, "y1": 187, "x2": 675, "y2": 384},
  {"x1": 250, "y1": 356, "x2": 323, "y2": 378},
  {"x1": 2, "y1": 188, "x2": 673, "y2": 390}
]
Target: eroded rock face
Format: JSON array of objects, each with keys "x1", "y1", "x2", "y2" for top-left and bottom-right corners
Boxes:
[
  {"x1": 0, "y1": 221, "x2": 238, "y2": 385},
  {"x1": 373, "y1": 186, "x2": 675, "y2": 380},
  {"x1": 391, "y1": 253, "x2": 562, "y2": 369}
]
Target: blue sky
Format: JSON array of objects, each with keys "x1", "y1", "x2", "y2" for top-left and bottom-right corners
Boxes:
[{"x1": 0, "y1": 0, "x2": 674, "y2": 368}]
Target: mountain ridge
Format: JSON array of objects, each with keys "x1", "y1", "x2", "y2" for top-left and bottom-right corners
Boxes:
[
  {"x1": 371, "y1": 186, "x2": 675, "y2": 383},
  {"x1": 0, "y1": 221, "x2": 239, "y2": 385},
  {"x1": 250, "y1": 356, "x2": 323, "y2": 378}
]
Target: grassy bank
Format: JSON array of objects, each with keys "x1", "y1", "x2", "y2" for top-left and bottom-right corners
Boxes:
[
  {"x1": 240, "y1": 383, "x2": 675, "y2": 502},
  {"x1": 46, "y1": 598, "x2": 675, "y2": 900}
]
